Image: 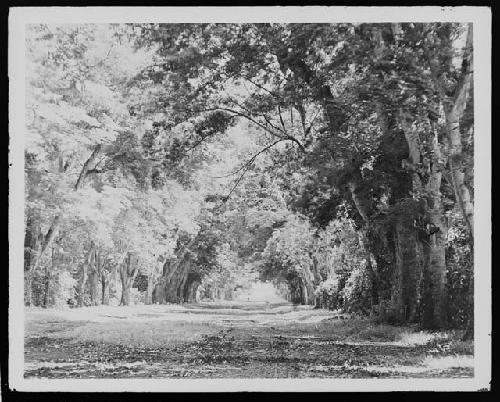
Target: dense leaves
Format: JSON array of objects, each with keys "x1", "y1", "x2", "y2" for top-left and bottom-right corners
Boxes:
[{"x1": 24, "y1": 22, "x2": 474, "y2": 331}]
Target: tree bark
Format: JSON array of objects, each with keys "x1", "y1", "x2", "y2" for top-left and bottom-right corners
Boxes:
[
  {"x1": 101, "y1": 274, "x2": 110, "y2": 305},
  {"x1": 391, "y1": 214, "x2": 424, "y2": 323},
  {"x1": 348, "y1": 182, "x2": 383, "y2": 310},
  {"x1": 25, "y1": 275, "x2": 33, "y2": 307},
  {"x1": 184, "y1": 278, "x2": 200, "y2": 303},
  {"x1": 43, "y1": 265, "x2": 51, "y2": 308},
  {"x1": 27, "y1": 216, "x2": 61, "y2": 291},
  {"x1": 121, "y1": 286, "x2": 131, "y2": 307},
  {"x1": 88, "y1": 270, "x2": 100, "y2": 306},
  {"x1": 152, "y1": 279, "x2": 166, "y2": 304},
  {"x1": 421, "y1": 166, "x2": 448, "y2": 329},
  {"x1": 177, "y1": 270, "x2": 189, "y2": 303},
  {"x1": 400, "y1": 99, "x2": 451, "y2": 328},
  {"x1": 88, "y1": 247, "x2": 101, "y2": 306},
  {"x1": 145, "y1": 275, "x2": 155, "y2": 305},
  {"x1": 300, "y1": 264, "x2": 316, "y2": 305},
  {"x1": 78, "y1": 242, "x2": 95, "y2": 307},
  {"x1": 157, "y1": 244, "x2": 196, "y2": 304},
  {"x1": 164, "y1": 260, "x2": 190, "y2": 303},
  {"x1": 100, "y1": 260, "x2": 115, "y2": 305},
  {"x1": 43, "y1": 246, "x2": 56, "y2": 308},
  {"x1": 73, "y1": 144, "x2": 103, "y2": 191},
  {"x1": 390, "y1": 115, "x2": 427, "y2": 323},
  {"x1": 119, "y1": 252, "x2": 139, "y2": 306},
  {"x1": 428, "y1": 24, "x2": 474, "y2": 239},
  {"x1": 446, "y1": 106, "x2": 474, "y2": 238}
]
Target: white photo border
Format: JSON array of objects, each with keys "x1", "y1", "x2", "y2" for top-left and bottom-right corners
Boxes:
[{"x1": 8, "y1": 6, "x2": 492, "y2": 392}]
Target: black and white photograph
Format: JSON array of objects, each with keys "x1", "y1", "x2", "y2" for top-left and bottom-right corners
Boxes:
[{"x1": 8, "y1": 6, "x2": 491, "y2": 392}]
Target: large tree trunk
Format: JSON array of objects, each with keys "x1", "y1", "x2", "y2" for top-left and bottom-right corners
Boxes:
[
  {"x1": 348, "y1": 182, "x2": 383, "y2": 311},
  {"x1": 147, "y1": 256, "x2": 165, "y2": 304},
  {"x1": 359, "y1": 231, "x2": 381, "y2": 308},
  {"x1": 390, "y1": 115, "x2": 425, "y2": 322},
  {"x1": 425, "y1": 24, "x2": 473, "y2": 240},
  {"x1": 157, "y1": 252, "x2": 194, "y2": 304},
  {"x1": 423, "y1": 128, "x2": 448, "y2": 329},
  {"x1": 25, "y1": 275, "x2": 33, "y2": 307},
  {"x1": 145, "y1": 275, "x2": 155, "y2": 305},
  {"x1": 88, "y1": 269, "x2": 100, "y2": 306},
  {"x1": 421, "y1": 186, "x2": 448, "y2": 329},
  {"x1": 183, "y1": 272, "x2": 202, "y2": 303},
  {"x1": 444, "y1": 24, "x2": 474, "y2": 239},
  {"x1": 26, "y1": 216, "x2": 61, "y2": 292},
  {"x1": 152, "y1": 280, "x2": 166, "y2": 304},
  {"x1": 164, "y1": 261, "x2": 190, "y2": 304},
  {"x1": 301, "y1": 280, "x2": 315, "y2": 305},
  {"x1": 100, "y1": 260, "x2": 115, "y2": 305},
  {"x1": 78, "y1": 242, "x2": 95, "y2": 307},
  {"x1": 289, "y1": 276, "x2": 303, "y2": 305},
  {"x1": 121, "y1": 285, "x2": 131, "y2": 307},
  {"x1": 43, "y1": 246, "x2": 56, "y2": 308},
  {"x1": 43, "y1": 269, "x2": 51, "y2": 308},
  {"x1": 421, "y1": 232, "x2": 447, "y2": 329},
  {"x1": 119, "y1": 252, "x2": 139, "y2": 306},
  {"x1": 184, "y1": 278, "x2": 200, "y2": 303},
  {"x1": 77, "y1": 264, "x2": 87, "y2": 307},
  {"x1": 88, "y1": 248, "x2": 101, "y2": 306},
  {"x1": 299, "y1": 271, "x2": 315, "y2": 306},
  {"x1": 391, "y1": 215, "x2": 424, "y2": 323},
  {"x1": 445, "y1": 109, "x2": 474, "y2": 238},
  {"x1": 399, "y1": 108, "x2": 449, "y2": 329},
  {"x1": 178, "y1": 271, "x2": 189, "y2": 302},
  {"x1": 101, "y1": 274, "x2": 110, "y2": 305}
]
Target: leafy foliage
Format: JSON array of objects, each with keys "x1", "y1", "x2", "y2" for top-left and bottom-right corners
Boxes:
[{"x1": 24, "y1": 23, "x2": 474, "y2": 331}]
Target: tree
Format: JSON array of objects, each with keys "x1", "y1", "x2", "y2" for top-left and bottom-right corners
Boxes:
[
  {"x1": 24, "y1": 22, "x2": 474, "y2": 333},
  {"x1": 24, "y1": 24, "x2": 152, "y2": 305}
]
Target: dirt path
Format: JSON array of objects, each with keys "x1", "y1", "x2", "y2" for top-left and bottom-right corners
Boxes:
[{"x1": 24, "y1": 303, "x2": 474, "y2": 378}]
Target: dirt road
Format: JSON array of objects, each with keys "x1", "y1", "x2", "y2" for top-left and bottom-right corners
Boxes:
[{"x1": 24, "y1": 302, "x2": 473, "y2": 378}]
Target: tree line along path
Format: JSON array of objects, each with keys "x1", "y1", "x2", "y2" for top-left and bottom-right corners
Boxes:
[{"x1": 22, "y1": 23, "x2": 475, "y2": 379}]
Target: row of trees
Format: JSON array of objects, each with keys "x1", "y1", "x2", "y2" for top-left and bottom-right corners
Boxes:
[
  {"x1": 24, "y1": 23, "x2": 474, "y2": 332},
  {"x1": 24, "y1": 24, "x2": 221, "y2": 307},
  {"x1": 129, "y1": 22, "x2": 474, "y2": 331}
]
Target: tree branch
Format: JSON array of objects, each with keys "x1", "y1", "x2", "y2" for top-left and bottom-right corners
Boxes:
[
  {"x1": 452, "y1": 24, "x2": 473, "y2": 116},
  {"x1": 216, "y1": 138, "x2": 287, "y2": 204},
  {"x1": 195, "y1": 106, "x2": 306, "y2": 152},
  {"x1": 74, "y1": 144, "x2": 102, "y2": 190},
  {"x1": 242, "y1": 76, "x2": 281, "y2": 99},
  {"x1": 277, "y1": 104, "x2": 287, "y2": 133},
  {"x1": 211, "y1": 138, "x2": 285, "y2": 180}
]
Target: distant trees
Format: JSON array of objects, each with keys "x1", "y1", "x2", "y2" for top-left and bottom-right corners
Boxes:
[{"x1": 24, "y1": 23, "x2": 474, "y2": 332}]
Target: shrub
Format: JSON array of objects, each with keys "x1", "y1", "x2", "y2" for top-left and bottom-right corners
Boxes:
[
  {"x1": 342, "y1": 262, "x2": 372, "y2": 315},
  {"x1": 315, "y1": 278, "x2": 342, "y2": 310},
  {"x1": 446, "y1": 218, "x2": 473, "y2": 329}
]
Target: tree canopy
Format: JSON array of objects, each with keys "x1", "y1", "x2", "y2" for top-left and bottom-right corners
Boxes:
[{"x1": 24, "y1": 22, "x2": 474, "y2": 332}]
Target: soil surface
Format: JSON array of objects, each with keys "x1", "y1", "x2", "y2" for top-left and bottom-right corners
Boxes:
[{"x1": 24, "y1": 302, "x2": 474, "y2": 378}]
